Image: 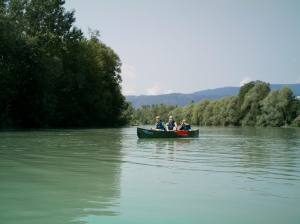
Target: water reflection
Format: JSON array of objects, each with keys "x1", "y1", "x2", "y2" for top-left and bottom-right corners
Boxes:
[
  {"x1": 134, "y1": 127, "x2": 300, "y2": 200},
  {"x1": 137, "y1": 139, "x2": 192, "y2": 162},
  {"x1": 1, "y1": 127, "x2": 300, "y2": 224},
  {"x1": 137, "y1": 139, "x2": 191, "y2": 150},
  {"x1": 0, "y1": 129, "x2": 123, "y2": 224}
]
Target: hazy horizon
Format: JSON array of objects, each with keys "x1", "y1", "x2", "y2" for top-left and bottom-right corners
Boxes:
[
  {"x1": 65, "y1": 0, "x2": 300, "y2": 95},
  {"x1": 125, "y1": 83, "x2": 300, "y2": 96}
]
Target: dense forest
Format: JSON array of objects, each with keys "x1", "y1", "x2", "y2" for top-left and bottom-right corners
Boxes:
[
  {"x1": 127, "y1": 81, "x2": 300, "y2": 127},
  {"x1": 0, "y1": 0, "x2": 129, "y2": 128},
  {"x1": 1, "y1": 1, "x2": 299, "y2": 129}
]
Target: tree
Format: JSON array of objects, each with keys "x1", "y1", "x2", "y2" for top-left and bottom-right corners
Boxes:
[
  {"x1": 211, "y1": 97, "x2": 229, "y2": 126},
  {"x1": 191, "y1": 99, "x2": 210, "y2": 125},
  {"x1": 1, "y1": 0, "x2": 126, "y2": 128},
  {"x1": 277, "y1": 86, "x2": 295, "y2": 125},
  {"x1": 240, "y1": 81, "x2": 270, "y2": 126},
  {"x1": 235, "y1": 81, "x2": 256, "y2": 123},
  {"x1": 129, "y1": 85, "x2": 299, "y2": 128},
  {"x1": 168, "y1": 106, "x2": 184, "y2": 123},
  {"x1": 256, "y1": 90, "x2": 283, "y2": 127},
  {"x1": 255, "y1": 86, "x2": 297, "y2": 127},
  {"x1": 203, "y1": 100, "x2": 218, "y2": 126},
  {"x1": 181, "y1": 101, "x2": 194, "y2": 122},
  {"x1": 120, "y1": 101, "x2": 136, "y2": 126},
  {"x1": 223, "y1": 95, "x2": 239, "y2": 126}
]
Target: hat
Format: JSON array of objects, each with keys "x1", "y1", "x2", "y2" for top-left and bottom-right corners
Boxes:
[{"x1": 169, "y1": 116, "x2": 173, "y2": 118}]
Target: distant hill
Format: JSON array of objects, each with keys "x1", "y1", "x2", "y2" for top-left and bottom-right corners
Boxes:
[
  {"x1": 191, "y1": 84, "x2": 300, "y2": 96},
  {"x1": 126, "y1": 84, "x2": 300, "y2": 108},
  {"x1": 191, "y1": 86, "x2": 240, "y2": 96},
  {"x1": 126, "y1": 94, "x2": 224, "y2": 108},
  {"x1": 269, "y1": 84, "x2": 300, "y2": 95}
]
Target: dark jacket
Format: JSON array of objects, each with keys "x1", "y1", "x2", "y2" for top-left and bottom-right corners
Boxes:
[{"x1": 179, "y1": 123, "x2": 191, "y2": 130}]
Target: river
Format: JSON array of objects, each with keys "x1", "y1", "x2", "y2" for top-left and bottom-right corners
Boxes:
[{"x1": 0, "y1": 127, "x2": 299, "y2": 224}]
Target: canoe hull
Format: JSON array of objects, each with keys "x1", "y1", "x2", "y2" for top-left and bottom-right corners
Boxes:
[{"x1": 137, "y1": 127, "x2": 199, "y2": 138}]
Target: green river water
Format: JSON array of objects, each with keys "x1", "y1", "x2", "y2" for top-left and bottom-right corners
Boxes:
[{"x1": 0, "y1": 127, "x2": 299, "y2": 224}]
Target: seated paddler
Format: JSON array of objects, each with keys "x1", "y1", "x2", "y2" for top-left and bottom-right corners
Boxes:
[
  {"x1": 151, "y1": 116, "x2": 166, "y2": 131},
  {"x1": 179, "y1": 119, "x2": 191, "y2": 131},
  {"x1": 166, "y1": 116, "x2": 178, "y2": 131}
]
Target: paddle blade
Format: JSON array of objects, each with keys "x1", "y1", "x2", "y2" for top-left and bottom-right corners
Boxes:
[{"x1": 175, "y1": 130, "x2": 189, "y2": 136}]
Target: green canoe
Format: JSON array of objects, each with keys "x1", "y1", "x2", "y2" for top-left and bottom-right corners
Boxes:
[{"x1": 137, "y1": 127, "x2": 199, "y2": 138}]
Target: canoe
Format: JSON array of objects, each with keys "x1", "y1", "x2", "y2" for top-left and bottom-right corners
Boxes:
[{"x1": 137, "y1": 127, "x2": 199, "y2": 138}]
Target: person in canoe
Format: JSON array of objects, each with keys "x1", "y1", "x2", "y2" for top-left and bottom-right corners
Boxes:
[
  {"x1": 179, "y1": 119, "x2": 191, "y2": 131},
  {"x1": 166, "y1": 116, "x2": 178, "y2": 131},
  {"x1": 151, "y1": 116, "x2": 166, "y2": 131}
]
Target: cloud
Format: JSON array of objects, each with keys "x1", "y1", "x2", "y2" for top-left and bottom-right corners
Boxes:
[
  {"x1": 147, "y1": 82, "x2": 161, "y2": 95},
  {"x1": 297, "y1": 77, "x2": 300, "y2": 83},
  {"x1": 122, "y1": 84, "x2": 136, "y2": 95},
  {"x1": 147, "y1": 82, "x2": 172, "y2": 95},
  {"x1": 121, "y1": 64, "x2": 139, "y2": 79},
  {"x1": 239, "y1": 77, "x2": 251, "y2": 86},
  {"x1": 166, "y1": 89, "x2": 173, "y2": 94},
  {"x1": 121, "y1": 64, "x2": 139, "y2": 95}
]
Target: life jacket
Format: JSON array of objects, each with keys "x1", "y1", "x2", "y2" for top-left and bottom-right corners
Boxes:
[
  {"x1": 156, "y1": 120, "x2": 165, "y2": 130},
  {"x1": 167, "y1": 120, "x2": 175, "y2": 130},
  {"x1": 182, "y1": 123, "x2": 191, "y2": 130}
]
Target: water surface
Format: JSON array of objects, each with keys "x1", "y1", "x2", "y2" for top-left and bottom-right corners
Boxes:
[{"x1": 0, "y1": 127, "x2": 299, "y2": 223}]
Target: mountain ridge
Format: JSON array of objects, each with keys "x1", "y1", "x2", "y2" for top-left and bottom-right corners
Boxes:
[{"x1": 126, "y1": 84, "x2": 300, "y2": 108}]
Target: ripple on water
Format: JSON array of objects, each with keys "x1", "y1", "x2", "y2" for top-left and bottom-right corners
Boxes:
[{"x1": 0, "y1": 127, "x2": 299, "y2": 224}]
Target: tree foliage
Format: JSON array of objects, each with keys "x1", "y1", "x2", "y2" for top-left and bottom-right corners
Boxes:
[
  {"x1": 240, "y1": 81, "x2": 270, "y2": 126},
  {"x1": 131, "y1": 82, "x2": 300, "y2": 128},
  {"x1": 1, "y1": 0, "x2": 128, "y2": 128},
  {"x1": 191, "y1": 99, "x2": 210, "y2": 125},
  {"x1": 130, "y1": 104, "x2": 177, "y2": 125}
]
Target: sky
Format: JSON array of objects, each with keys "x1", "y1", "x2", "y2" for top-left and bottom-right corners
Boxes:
[{"x1": 64, "y1": 0, "x2": 300, "y2": 95}]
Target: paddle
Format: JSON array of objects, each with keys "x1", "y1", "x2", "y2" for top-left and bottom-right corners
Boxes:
[{"x1": 174, "y1": 130, "x2": 189, "y2": 136}]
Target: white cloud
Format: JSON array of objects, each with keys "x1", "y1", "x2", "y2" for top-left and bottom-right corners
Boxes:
[
  {"x1": 297, "y1": 77, "x2": 300, "y2": 83},
  {"x1": 147, "y1": 82, "x2": 172, "y2": 95},
  {"x1": 121, "y1": 64, "x2": 139, "y2": 95},
  {"x1": 239, "y1": 77, "x2": 251, "y2": 86},
  {"x1": 121, "y1": 64, "x2": 139, "y2": 79},
  {"x1": 166, "y1": 89, "x2": 173, "y2": 94},
  {"x1": 122, "y1": 84, "x2": 136, "y2": 95},
  {"x1": 147, "y1": 82, "x2": 161, "y2": 95}
]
